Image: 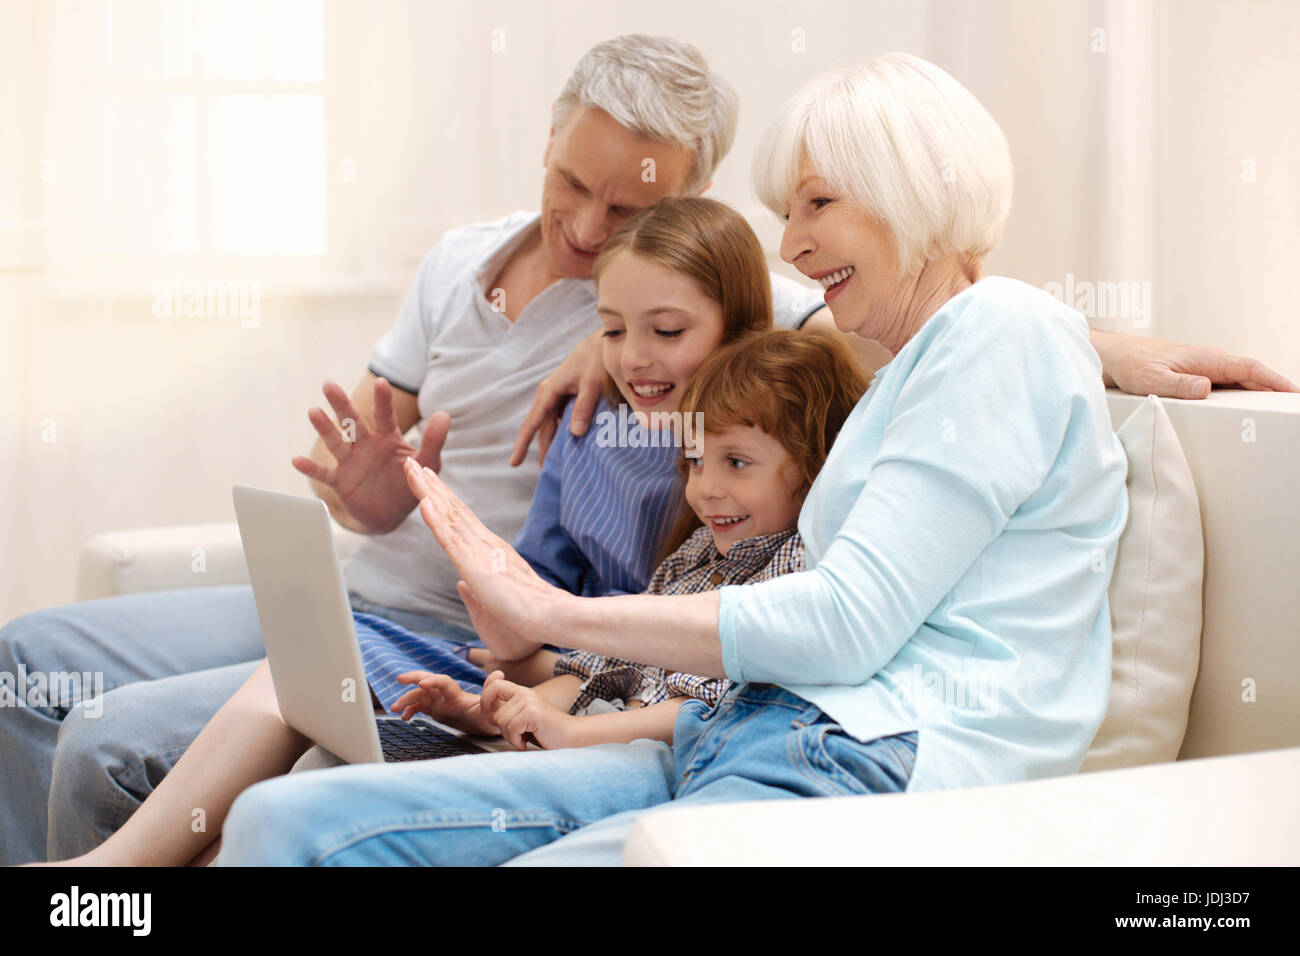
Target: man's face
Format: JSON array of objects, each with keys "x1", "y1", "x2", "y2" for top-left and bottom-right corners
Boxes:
[{"x1": 540, "y1": 106, "x2": 697, "y2": 278}]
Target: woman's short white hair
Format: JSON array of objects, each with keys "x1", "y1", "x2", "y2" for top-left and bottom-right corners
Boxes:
[
  {"x1": 753, "y1": 52, "x2": 1013, "y2": 276},
  {"x1": 553, "y1": 34, "x2": 739, "y2": 197}
]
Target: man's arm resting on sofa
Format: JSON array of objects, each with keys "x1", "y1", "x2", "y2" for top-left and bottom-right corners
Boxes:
[
  {"x1": 1089, "y1": 328, "x2": 1298, "y2": 399},
  {"x1": 803, "y1": 305, "x2": 1299, "y2": 400}
]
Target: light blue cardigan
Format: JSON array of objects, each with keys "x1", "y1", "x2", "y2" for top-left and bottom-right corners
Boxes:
[{"x1": 718, "y1": 277, "x2": 1129, "y2": 791}]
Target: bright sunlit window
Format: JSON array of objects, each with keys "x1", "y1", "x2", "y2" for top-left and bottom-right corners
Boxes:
[
  {"x1": 39, "y1": 0, "x2": 354, "y2": 293},
  {"x1": 100, "y1": 0, "x2": 327, "y2": 255}
]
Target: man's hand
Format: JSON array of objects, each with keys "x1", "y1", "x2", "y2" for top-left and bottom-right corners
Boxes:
[
  {"x1": 480, "y1": 671, "x2": 577, "y2": 750},
  {"x1": 1092, "y1": 330, "x2": 1299, "y2": 400},
  {"x1": 293, "y1": 378, "x2": 451, "y2": 534},
  {"x1": 390, "y1": 671, "x2": 498, "y2": 737},
  {"x1": 510, "y1": 328, "x2": 605, "y2": 467}
]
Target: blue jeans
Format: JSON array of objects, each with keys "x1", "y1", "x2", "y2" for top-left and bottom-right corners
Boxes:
[
  {"x1": 217, "y1": 685, "x2": 919, "y2": 866},
  {"x1": 0, "y1": 585, "x2": 467, "y2": 863}
]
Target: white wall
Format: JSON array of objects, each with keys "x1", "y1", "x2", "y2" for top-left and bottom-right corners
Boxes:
[{"x1": 2, "y1": 0, "x2": 1297, "y2": 621}]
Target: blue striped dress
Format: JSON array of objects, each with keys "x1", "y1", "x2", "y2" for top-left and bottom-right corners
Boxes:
[{"x1": 358, "y1": 396, "x2": 685, "y2": 713}]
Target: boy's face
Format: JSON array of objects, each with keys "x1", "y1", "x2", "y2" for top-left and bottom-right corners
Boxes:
[{"x1": 684, "y1": 424, "x2": 804, "y2": 557}]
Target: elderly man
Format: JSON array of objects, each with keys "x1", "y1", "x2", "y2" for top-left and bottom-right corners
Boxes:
[{"x1": 0, "y1": 34, "x2": 1291, "y2": 866}]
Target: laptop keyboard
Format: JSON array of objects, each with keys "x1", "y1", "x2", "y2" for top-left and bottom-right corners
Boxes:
[{"x1": 378, "y1": 717, "x2": 491, "y2": 762}]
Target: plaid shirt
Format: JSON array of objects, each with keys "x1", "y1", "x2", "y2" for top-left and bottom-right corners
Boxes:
[{"x1": 554, "y1": 526, "x2": 804, "y2": 713}]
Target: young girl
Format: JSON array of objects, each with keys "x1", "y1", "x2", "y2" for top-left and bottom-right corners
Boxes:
[
  {"x1": 50, "y1": 197, "x2": 801, "y2": 866},
  {"x1": 355, "y1": 195, "x2": 780, "y2": 712},
  {"x1": 392, "y1": 328, "x2": 870, "y2": 749}
]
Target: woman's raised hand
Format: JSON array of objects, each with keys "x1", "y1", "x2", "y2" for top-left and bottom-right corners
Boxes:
[
  {"x1": 404, "y1": 458, "x2": 564, "y2": 659},
  {"x1": 292, "y1": 378, "x2": 451, "y2": 534}
]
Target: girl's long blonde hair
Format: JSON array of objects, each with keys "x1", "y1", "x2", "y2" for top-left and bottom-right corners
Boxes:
[{"x1": 592, "y1": 196, "x2": 774, "y2": 408}]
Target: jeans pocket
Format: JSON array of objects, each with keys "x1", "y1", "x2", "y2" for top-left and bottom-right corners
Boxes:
[{"x1": 804, "y1": 725, "x2": 918, "y2": 797}]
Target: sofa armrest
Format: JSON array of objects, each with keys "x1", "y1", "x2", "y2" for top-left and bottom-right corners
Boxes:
[
  {"x1": 76, "y1": 521, "x2": 365, "y2": 600},
  {"x1": 622, "y1": 746, "x2": 1300, "y2": 866}
]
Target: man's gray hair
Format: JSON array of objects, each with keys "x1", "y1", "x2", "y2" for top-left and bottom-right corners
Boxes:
[{"x1": 553, "y1": 35, "x2": 739, "y2": 196}]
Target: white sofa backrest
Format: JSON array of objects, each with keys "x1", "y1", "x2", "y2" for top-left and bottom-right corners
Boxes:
[{"x1": 1105, "y1": 390, "x2": 1300, "y2": 759}]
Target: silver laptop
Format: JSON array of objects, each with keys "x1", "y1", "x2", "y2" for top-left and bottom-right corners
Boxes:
[{"x1": 232, "y1": 485, "x2": 490, "y2": 763}]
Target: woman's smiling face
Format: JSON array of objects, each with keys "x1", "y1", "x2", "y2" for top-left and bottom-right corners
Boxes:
[
  {"x1": 596, "y1": 251, "x2": 726, "y2": 418},
  {"x1": 778, "y1": 156, "x2": 912, "y2": 351}
]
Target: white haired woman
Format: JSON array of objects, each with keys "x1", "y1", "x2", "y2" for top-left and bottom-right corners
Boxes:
[{"x1": 218, "y1": 53, "x2": 1130, "y2": 866}]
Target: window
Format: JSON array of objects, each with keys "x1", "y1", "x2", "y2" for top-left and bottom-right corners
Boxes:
[{"x1": 39, "y1": 0, "x2": 357, "y2": 295}]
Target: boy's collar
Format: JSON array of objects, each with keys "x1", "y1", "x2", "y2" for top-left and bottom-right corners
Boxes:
[{"x1": 702, "y1": 526, "x2": 798, "y2": 563}]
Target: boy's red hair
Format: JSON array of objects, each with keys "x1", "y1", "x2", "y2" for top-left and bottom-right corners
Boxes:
[{"x1": 656, "y1": 328, "x2": 872, "y2": 562}]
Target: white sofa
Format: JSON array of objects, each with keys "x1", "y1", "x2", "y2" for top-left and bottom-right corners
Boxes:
[{"x1": 75, "y1": 389, "x2": 1300, "y2": 865}]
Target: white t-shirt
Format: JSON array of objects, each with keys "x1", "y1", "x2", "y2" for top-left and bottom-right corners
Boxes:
[{"x1": 344, "y1": 210, "x2": 826, "y2": 628}]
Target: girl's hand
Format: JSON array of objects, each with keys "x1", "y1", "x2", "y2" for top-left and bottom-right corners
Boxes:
[
  {"x1": 479, "y1": 672, "x2": 579, "y2": 751},
  {"x1": 391, "y1": 671, "x2": 497, "y2": 737},
  {"x1": 404, "y1": 458, "x2": 568, "y2": 659}
]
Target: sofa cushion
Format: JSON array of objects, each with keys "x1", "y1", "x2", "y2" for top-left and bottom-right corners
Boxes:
[{"x1": 1083, "y1": 395, "x2": 1204, "y2": 771}]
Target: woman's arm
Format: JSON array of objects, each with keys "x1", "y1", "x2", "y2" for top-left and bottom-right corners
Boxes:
[
  {"x1": 413, "y1": 436, "x2": 999, "y2": 687},
  {"x1": 407, "y1": 456, "x2": 727, "y2": 672},
  {"x1": 406, "y1": 294, "x2": 1116, "y2": 687}
]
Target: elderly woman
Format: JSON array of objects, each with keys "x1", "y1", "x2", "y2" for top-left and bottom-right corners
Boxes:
[{"x1": 218, "y1": 53, "x2": 1129, "y2": 866}]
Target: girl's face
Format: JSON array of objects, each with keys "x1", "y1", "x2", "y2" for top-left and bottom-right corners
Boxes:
[
  {"x1": 685, "y1": 424, "x2": 804, "y2": 556},
  {"x1": 596, "y1": 251, "x2": 727, "y2": 419}
]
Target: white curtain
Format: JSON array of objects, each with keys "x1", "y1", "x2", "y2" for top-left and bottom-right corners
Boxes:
[
  {"x1": 925, "y1": 0, "x2": 1298, "y2": 365},
  {"x1": 2, "y1": 0, "x2": 1296, "y2": 620}
]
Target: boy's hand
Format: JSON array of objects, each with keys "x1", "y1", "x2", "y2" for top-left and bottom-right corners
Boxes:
[
  {"x1": 391, "y1": 671, "x2": 497, "y2": 737},
  {"x1": 480, "y1": 671, "x2": 579, "y2": 751}
]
